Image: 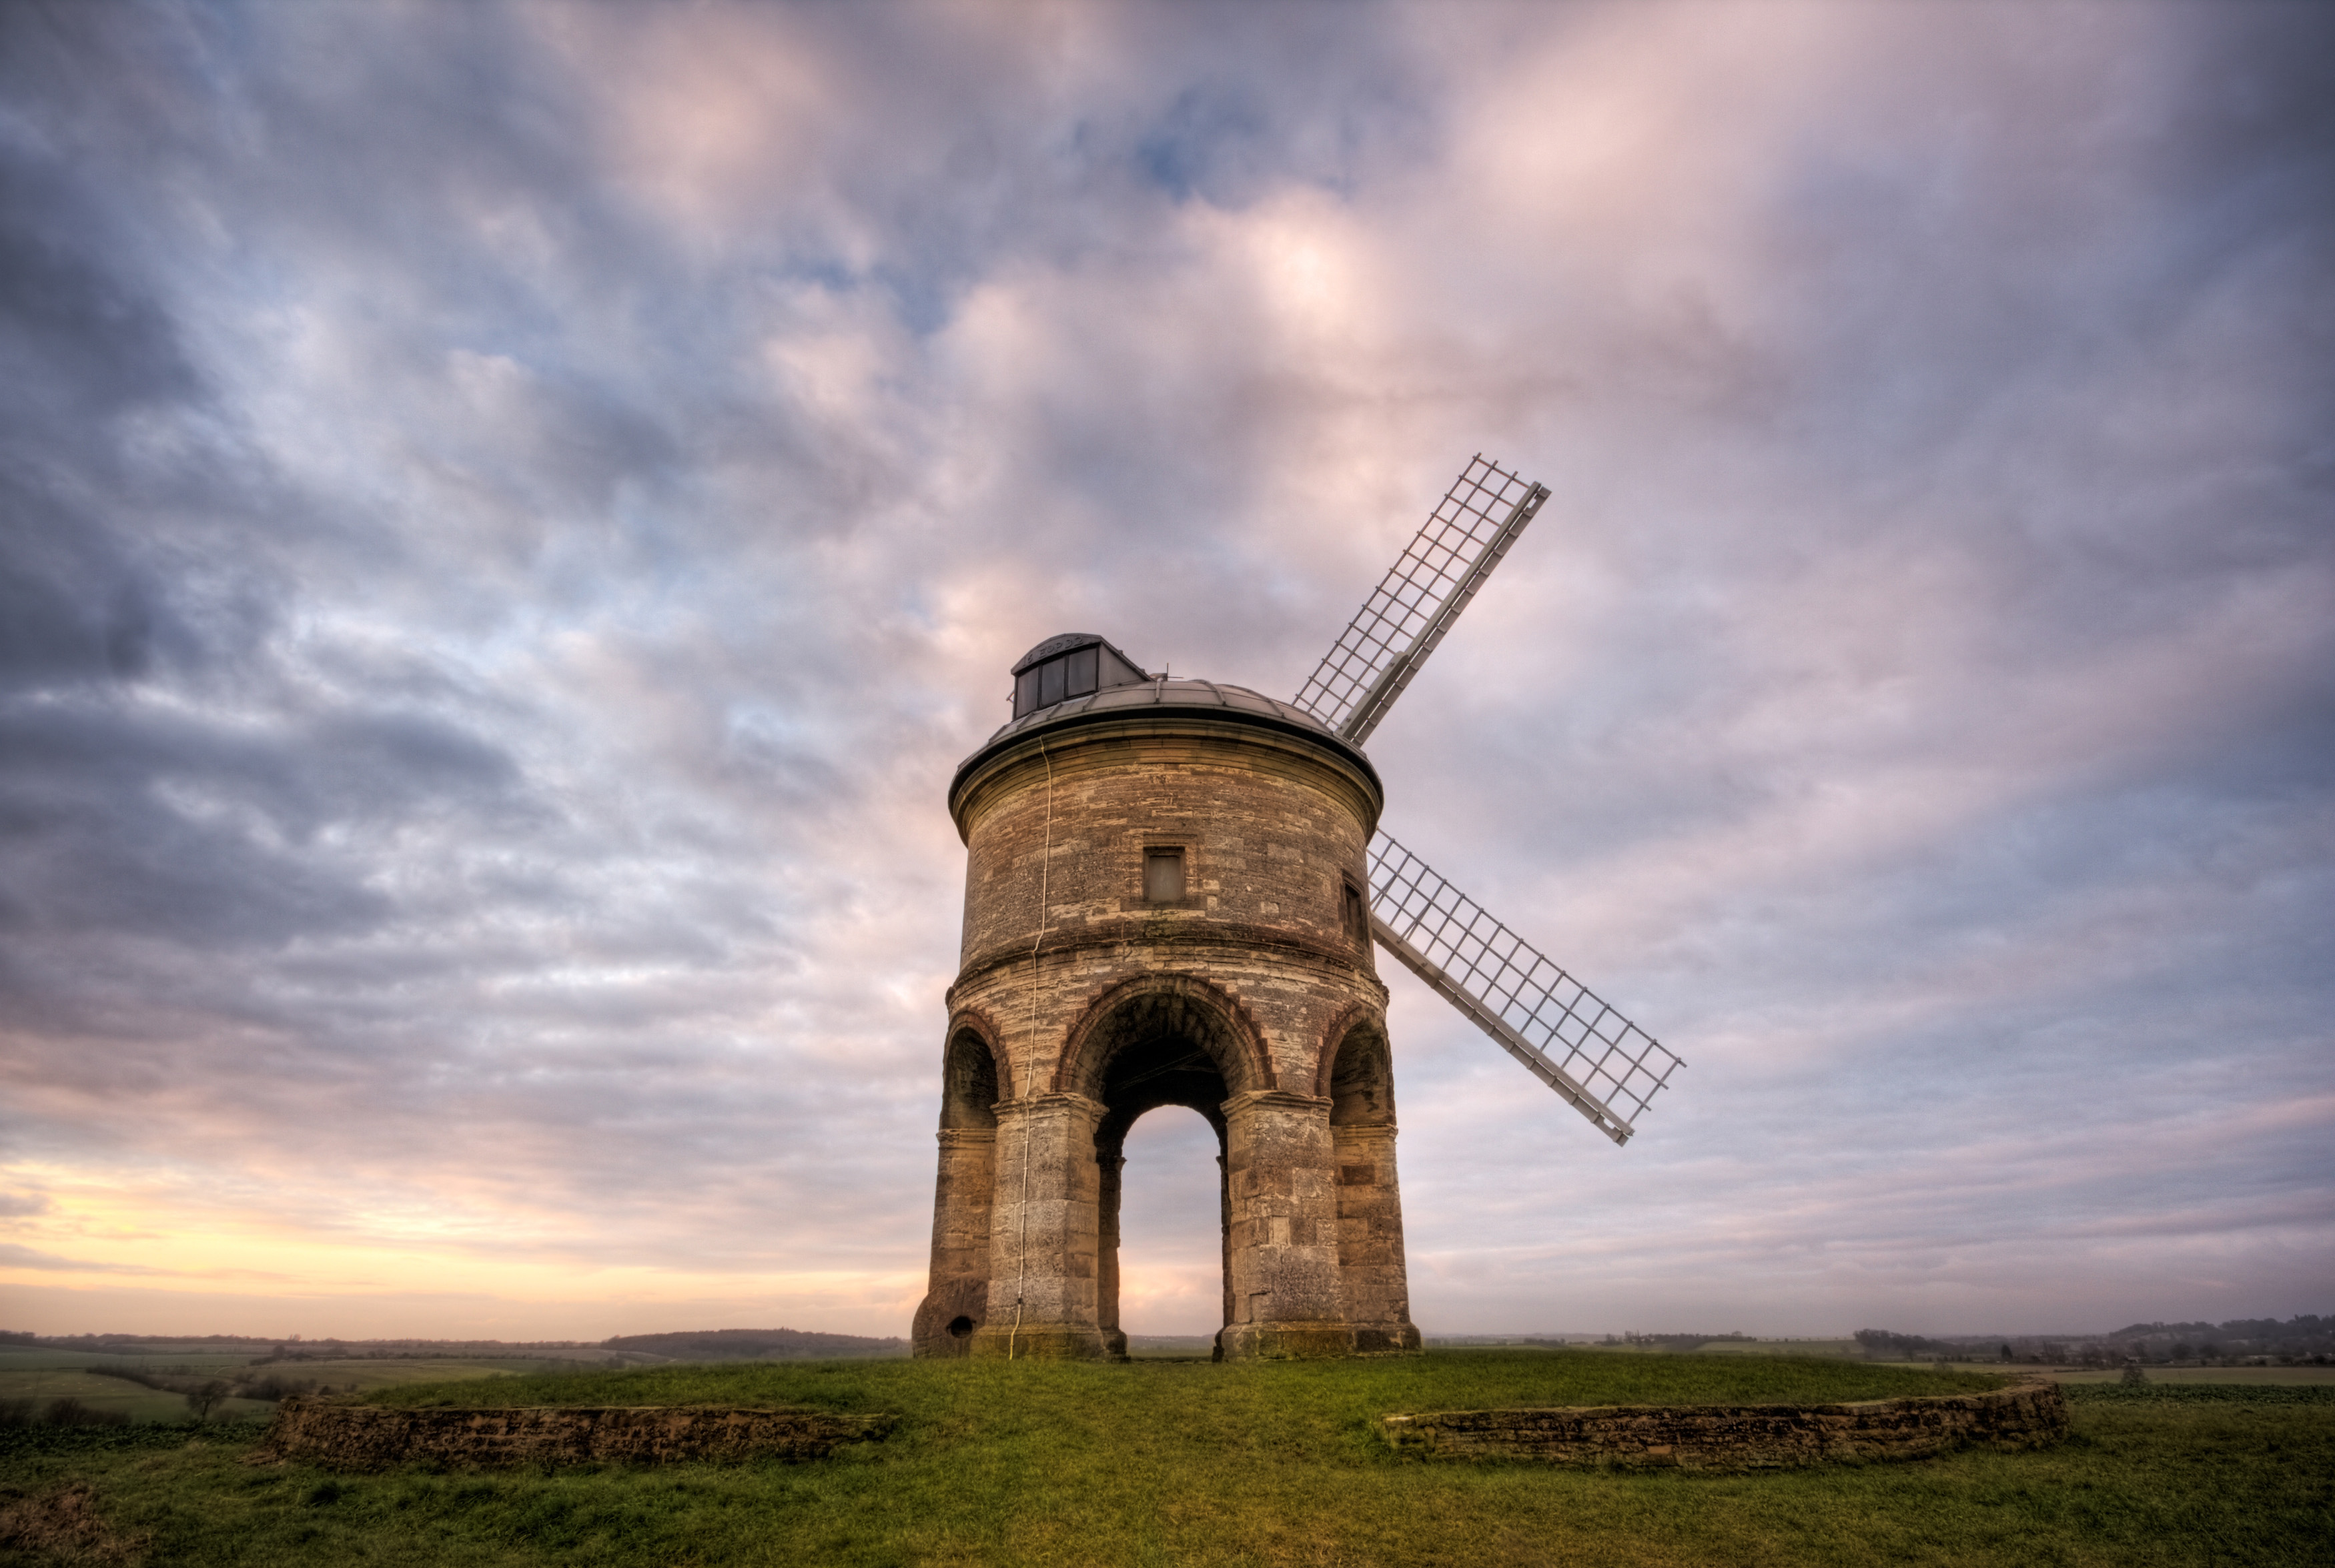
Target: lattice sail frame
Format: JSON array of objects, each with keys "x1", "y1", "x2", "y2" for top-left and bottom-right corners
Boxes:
[
  {"x1": 1293, "y1": 456, "x2": 1550, "y2": 746},
  {"x1": 1367, "y1": 833, "x2": 1682, "y2": 1146}
]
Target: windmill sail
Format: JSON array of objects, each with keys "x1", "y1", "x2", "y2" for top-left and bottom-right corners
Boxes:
[
  {"x1": 1367, "y1": 833, "x2": 1681, "y2": 1146},
  {"x1": 1293, "y1": 456, "x2": 1549, "y2": 746}
]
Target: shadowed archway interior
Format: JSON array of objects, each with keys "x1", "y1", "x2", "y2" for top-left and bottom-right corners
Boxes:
[{"x1": 1079, "y1": 990, "x2": 1249, "y2": 1360}]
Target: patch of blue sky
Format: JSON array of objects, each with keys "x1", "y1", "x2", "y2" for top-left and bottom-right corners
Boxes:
[{"x1": 1135, "y1": 82, "x2": 1276, "y2": 204}]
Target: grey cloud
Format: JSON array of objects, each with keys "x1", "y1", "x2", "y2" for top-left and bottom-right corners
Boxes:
[{"x1": 0, "y1": 2, "x2": 2326, "y2": 1337}]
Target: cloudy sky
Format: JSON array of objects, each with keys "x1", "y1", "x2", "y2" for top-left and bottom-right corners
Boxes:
[{"x1": 2, "y1": 1, "x2": 2328, "y2": 1343}]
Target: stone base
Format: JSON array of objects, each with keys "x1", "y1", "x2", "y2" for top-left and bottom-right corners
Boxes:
[
  {"x1": 1350, "y1": 1322, "x2": 1424, "y2": 1356},
  {"x1": 254, "y1": 1399, "x2": 893, "y2": 1471},
  {"x1": 961, "y1": 1320, "x2": 1414, "y2": 1361},
  {"x1": 967, "y1": 1323, "x2": 1110, "y2": 1360},
  {"x1": 1380, "y1": 1378, "x2": 2067, "y2": 1471},
  {"x1": 910, "y1": 1279, "x2": 987, "y2": 1359},
  {"x1": 1218, "y1": 1321, "x2": 1364, "y2": 1361}
]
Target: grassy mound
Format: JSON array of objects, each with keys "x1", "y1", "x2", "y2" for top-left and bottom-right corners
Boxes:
[
  {"x1": 2, "y1": 1351, "x2": 2326, "y2": 1567},
  {"x1": 358, "y1": 1345, "x2": 2003, "y2": 1419}
]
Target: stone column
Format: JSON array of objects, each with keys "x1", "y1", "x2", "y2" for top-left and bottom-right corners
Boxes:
[
  {"x1": 1217, "y1": 1146, "x2": 1234, "y2": 1348},
  {"x1": 972, "y1": 1092, "x2": 1108, "y2": 1360},
  {"x1": 911, "y1": 1128, "x2": 997, "y2": 1357},
  {"x1": 1096, "y1": 1142, "x2": 1128, "y2": 1361},
  {"x1": 1332, "y1": 1124, "x2": 1422, "y2": 1354},
  {"x1": 1218, "y1": 1089, "x2": 1352, "y2": 1359}
]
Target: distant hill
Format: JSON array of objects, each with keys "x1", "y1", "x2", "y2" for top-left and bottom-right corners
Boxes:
[{"x1": 599, "y1": 1327, "x2": 907, "y2": 1361}]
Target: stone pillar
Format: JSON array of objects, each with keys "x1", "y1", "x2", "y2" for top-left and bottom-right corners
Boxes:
[
  {"x1": 1218, "y1": 1089, "x2": 1352, "y2": 1359},
  {"x1": 910, "y1": 1128, "x2": 997, "y2": 1357},
  {"x1": 1217, "y1": 1148, "x2": 1234, "y2": 1347},
  {"x1": 1096, "y1": 1144, "x2": 1128, "y2": 1361},
  {"x1": 1332, "y1": 1124, "x2": 1422, "y2": 1354},
  {"x1": 971, "y1": 1092, "x2": 1108, "y2": 1359}
]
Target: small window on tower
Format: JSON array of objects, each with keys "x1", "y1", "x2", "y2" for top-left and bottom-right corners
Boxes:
[
  {"x1": 1343, "y1": 878, "x2": 1368, "y2": 943},
  {"x1": 1145, "y1": 848, "x2": 1186, "y2": 904}
]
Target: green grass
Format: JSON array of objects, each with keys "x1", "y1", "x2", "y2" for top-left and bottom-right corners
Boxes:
[
  {"x1": 358, "y1": 1348, "x2": 2002, "y2": 1413},
  {"x1": 2048, "y1": 1365, "x2": 2335, "y2": 1385},
  {"x1": 0, "y1": 1365, "x2": 272, "y2": 1426},
  {"x1": 3, "y1": 1351, "x2": 2329, "y2": 1567},
  {"x1": 2065, "y1": 1382, "x2": 2334, "y2": 1407}
]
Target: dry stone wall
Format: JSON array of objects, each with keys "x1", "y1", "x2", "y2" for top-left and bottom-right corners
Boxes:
[
  {"x1": 256, "y1": 1399, "x2": 893, "y2": 1469},
  {"x1": 1380, "y1": 1378, "x2": 2067, "y2": 1470}
]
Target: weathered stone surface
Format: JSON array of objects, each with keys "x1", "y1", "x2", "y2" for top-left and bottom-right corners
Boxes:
[
  {"x1": 255, "y1": 1399, "x2": 893, "y2": 1470},
  {"x1": 1380, "y1": 1379, "x2": 2068, "y2": 1470},
  {"x1": 915, "y1": 686, "x2": 1419, "y2": 1361}
]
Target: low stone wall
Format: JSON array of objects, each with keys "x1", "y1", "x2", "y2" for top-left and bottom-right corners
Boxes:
[
  {"x1": 256, "y1": 1399, "x2": 893, "y2": 1470},
  {"x1": 1380, "y1": 1378, "x2": 2066, "y2": 1471}
]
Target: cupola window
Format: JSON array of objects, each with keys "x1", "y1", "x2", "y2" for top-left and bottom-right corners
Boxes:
[{"x1": 1010, "y1": 633, "x2": 1152, "y2": 718}]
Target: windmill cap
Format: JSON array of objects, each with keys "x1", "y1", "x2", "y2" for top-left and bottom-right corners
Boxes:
[
  {"x1": 952, "y1": 675, "x2": 1382, "y2": 834},
  {"x1": 1011, "y1": 632, "x2": 1150, "y2": 677}
]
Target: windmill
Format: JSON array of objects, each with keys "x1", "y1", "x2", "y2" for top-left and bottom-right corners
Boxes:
[{"x1": 912, "y1": 456, "x2": 1681, "y2": 1361}]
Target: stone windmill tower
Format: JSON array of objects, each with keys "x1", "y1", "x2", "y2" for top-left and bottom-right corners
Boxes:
[{"x1": 913, "y1": 458, "x2": 1684, "y2": 1361}]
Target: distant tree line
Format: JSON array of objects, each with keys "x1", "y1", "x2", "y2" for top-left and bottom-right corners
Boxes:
[
  {"x1": 1855, "y1": 1315, "x2": 2332, "y2": 1366},
  {"x1": 599, "y1": 1329, "x2": 909, "y2": 1362},
  {"x1": 0, "y1": 1397, "x2": 132, "y2": 1429},
  {"x1": 1853, "y1": 1329, "x2": 1963, "y2": 1359},
  {"x1": 85, "y1": 1362, "x2": 348, "y2": 1409}
]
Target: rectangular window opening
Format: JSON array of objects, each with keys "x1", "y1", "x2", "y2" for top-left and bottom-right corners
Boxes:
[
  {"x1": 1145, "y1": 848, "x2": 1186, "y2": 904},
  {"x1": 1342, "y1": 880, "x2": 1368, "y2": 943},
  {"x1": 1065, "y1": 646, "x2": 1099, "y2": 698}
]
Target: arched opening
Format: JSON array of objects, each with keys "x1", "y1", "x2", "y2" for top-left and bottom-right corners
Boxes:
[
  {"x1": 1068, "y1": 982, "x2": 1257, "y2": 1361},
  {"x1": 941, "y1": 1026, "x2": 1004, "y2": 1130},
  {"x1": 913, "y1": 1024, "x2": 1008, "y2": 1357},
  {"x1": 1111, "y1": 1105, "x2": 1228, "y2": 1352},
  {"x1": 1327, "y1": 1020, "x2": 1394, "y2": 1130},
  {"x1": 1324, "y1": 1016, "x2": 1418, "y2": 1353}
]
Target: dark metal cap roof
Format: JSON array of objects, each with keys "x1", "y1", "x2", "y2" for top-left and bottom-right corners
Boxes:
[
  {"x1": 1011, "y1": 632, "x2": 1150, "y2": 678},
  {"x1": 951, "y1": 676, "x2": 1381, "y2": 814}
]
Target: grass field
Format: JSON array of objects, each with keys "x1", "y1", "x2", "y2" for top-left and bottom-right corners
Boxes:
[
  {"x1": 2045, "y1": 1365, "x2": 2335, "y2": 1385},
  {"x1": 2, "y1": 1351, "x2": 2329, "y2": 1566},
  {"x1": 0, "y1": 1348, "x2": 276, "y2": 1427},
  {"x1": 0, "y1": 1346, "x2": 594, "y2": 1429}
]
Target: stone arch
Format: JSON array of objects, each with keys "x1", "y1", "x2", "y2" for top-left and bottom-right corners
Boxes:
[
  {"x1": 1054, "y1": 974, "x2": 1270, "y2": 1360},
  {"x1": 1054, "y1": 972, "x2": 1274, "y2": 1102},
  {"x1": 913, "y1": 1010, "x2": 1011, "y2": 1359},
  {"x1": 1320, "y1": 1010, "x2": 1416, "y2": 1353},
  {"x1": 1322, "y1": 1010, "x2": 1396, "y2": 1129},
  {"x1": 939, "y1": 1010, "x2": 1011, "y2": 1130}
]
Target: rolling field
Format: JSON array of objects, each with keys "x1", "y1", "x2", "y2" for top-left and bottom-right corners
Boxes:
[
  {"x1": 2, "y1": 1351, "x2": 2328, "y2": 1566},
  {"x1": 0, "y1": 1345, "x2": 567, "y2": 1429}
]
